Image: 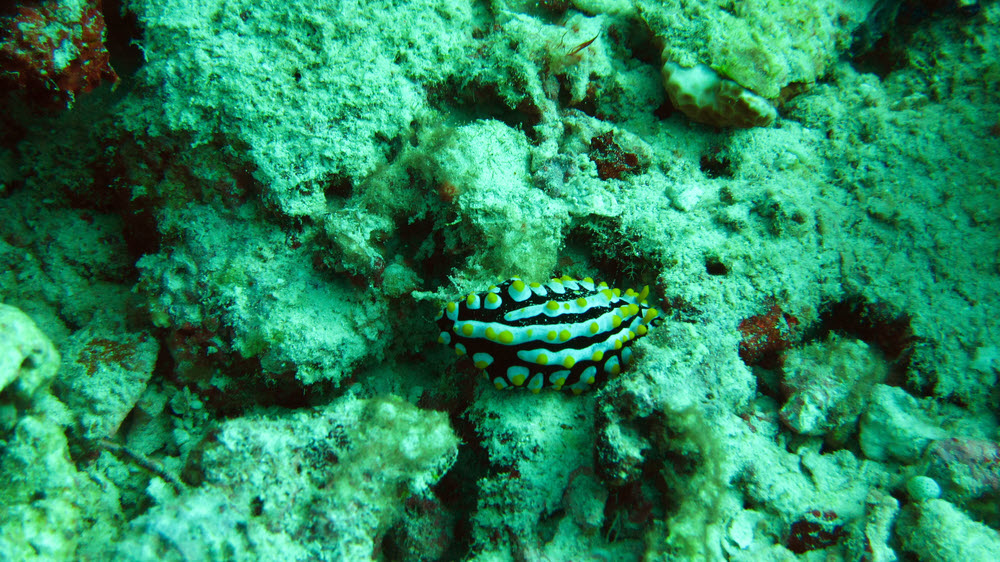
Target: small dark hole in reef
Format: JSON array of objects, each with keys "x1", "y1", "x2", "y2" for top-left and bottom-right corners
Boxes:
[
  {"x1": 323, "y1": 175, "x2": 353, "y2": 201},
  {"x1": 700, "y1": 147, "x2": 734, "y2": 179},
  {"x1": 653, "y1": 100, "x2": 675, "y2": 120},
  {"x1": 102, "y1": 0, "x2": 145, "y2": 79},
  {"x1": 812, "y1": 296, "x2": 916, "y2": 385},
  {"x1": 250, "y1": 496, "x2": 264, "y2": 516},
  {"x1": 815, "y1": 297, "x2": 914, "y2": 359},
  {"x1": 400, "y1": 216, "x2": 472, "y2": 290},
  {"x1": 851, "y1": 34, "x2": 903, "y2": 78},
  {"x1": 624, "y1": 17, "x2": 662, "y2": 66},
  {"x1": 786, "y1": 519, "x2": 846, "y2": 554},
  {"x1": 426, "y1": 79, "x2": 543, "y2": 142},
  {"x1": 705, "y1": 256, "x2": 728, "y2": 276},
  {"x1": 20, "y1": 355, "x2": 37, "y2": 371},
  {"x1": 420, "y1": 412, "x2": 488, "y2": 560}
]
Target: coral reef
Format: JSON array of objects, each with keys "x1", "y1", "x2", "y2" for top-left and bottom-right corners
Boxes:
[
  {"x1": 0, "y1": 415, "x2": 107, "y2": 560},
  {"x1": 1, "y1": 0, "x2": 999, "y2": 560},
  {"x1": 113, "y1": 395, "x2": 458, "y2": 560}
]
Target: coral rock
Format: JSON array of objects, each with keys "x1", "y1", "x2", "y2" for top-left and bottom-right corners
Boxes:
[
  {"x1": 922, "y1": 438, "x2": 1000, "y2": 502},
  {"x1": 0, "y1": 304, "x2": 59, "y2": 405},
  {"x1": 56, "y1": 327, "x2": 160, "y2": 440},
  {"x1": 858, "y1": 385, "x2": 947, "y2": 463},
  {"x1": 896, "y1": 499, "x2": 1000, "y2": 561},
  {"x1": 662, "y1": 62, "x2": 777, "y2": 128},
  {"x1": 641, "y1": 0, "x2": 878, "y2": 99},
  {"x1": 778, "y1": 335, "x2": 888, "y2": 439}
]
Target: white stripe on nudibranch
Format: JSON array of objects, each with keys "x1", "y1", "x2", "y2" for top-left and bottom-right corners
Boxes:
[{"x1": 436, "y1": 276, "x2": 662, "y2": 394}]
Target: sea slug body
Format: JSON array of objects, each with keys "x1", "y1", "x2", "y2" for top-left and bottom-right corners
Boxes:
[{"x1": 436, "y1": 276, "x2": 662, "y2": 394}]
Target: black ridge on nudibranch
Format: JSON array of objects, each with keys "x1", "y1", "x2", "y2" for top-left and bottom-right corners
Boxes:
[{"x1": 435, "y1": 276, "x2": 662, "y2": 393}]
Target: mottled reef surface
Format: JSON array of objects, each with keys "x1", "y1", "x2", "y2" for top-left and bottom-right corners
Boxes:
[{"x1": 1, "y1": 0, "x2": 999, "y2": 560}]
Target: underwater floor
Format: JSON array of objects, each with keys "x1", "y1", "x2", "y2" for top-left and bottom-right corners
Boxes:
[{"x1": 1, "y1": 0, "x2": 999, "y2": 560}]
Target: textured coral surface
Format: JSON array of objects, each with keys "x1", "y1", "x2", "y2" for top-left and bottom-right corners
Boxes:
[{"x1": 1, "y1": 0, "x2": 999, "y2": 560}]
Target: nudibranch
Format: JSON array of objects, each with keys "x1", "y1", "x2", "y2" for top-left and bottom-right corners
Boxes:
[{"x1": 435, "y1": 276, "x2": 662, "y2": 393}]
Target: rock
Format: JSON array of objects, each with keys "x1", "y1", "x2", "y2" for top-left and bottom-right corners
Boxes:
[
  {"x1": 0, "y1": 416, "x2": 104, "y2": 561},
  {"x1": 661, "y1": 62, "x2": 776, "y2": 128},
  {"x1": 897, "y1": 499, "x2": 1000, "y2": 561},
  {"x1": 906, "y1": 476, "x2": 942, "y2": 502},
  {"x1": 0, "y1": 304, "x2": 59, "y2": 404},
  {"x1": 56, "y1": 327, "x2": 159, "y2": 440},
  {"x1": 779, "y1": 335, "x2": 888, "y2": 440},
  {"x1": 124, "y1": 395, "x2": 461, "y2": 560},
  {"x1": 640, "y1": 0, "x2": 879, "y2": 99},
  {"x1": 858, "y1": 384, "x2": 947, "y2": 463},
  {"x1": 922, "y1": 438, "x2": 1000, "y2": 502}
]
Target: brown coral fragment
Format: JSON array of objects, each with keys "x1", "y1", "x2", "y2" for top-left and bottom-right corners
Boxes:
[
  {"x1": 0, "y1": 0, "x2": 118, "y2": 107},
  {"x1": 738, "y1": 302, "x2": 799, "y2": 367},
  {"x1": 589, "y1": 132, "x2": 643, "y2": 180},
  {"x1": 661, "y1": 62, "x2": 776, "y2": 128}
]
